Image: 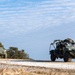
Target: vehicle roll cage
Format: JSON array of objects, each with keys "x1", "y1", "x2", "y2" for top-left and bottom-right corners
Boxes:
[{"x1": 49, "y1": 39, "x2": 75, "y2": 51}]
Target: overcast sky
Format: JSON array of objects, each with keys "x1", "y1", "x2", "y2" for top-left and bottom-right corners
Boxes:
[{"x1": 0, "y1": 0, "x2": 75, "y2": 60}]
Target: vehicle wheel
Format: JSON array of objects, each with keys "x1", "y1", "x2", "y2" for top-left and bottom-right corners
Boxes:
[
  {"x1": 51, "y1": 54, "x2": 56, "y2": 61},
  {"x1": 63, "y1": 52, "x2": 72, "y2": 62}
]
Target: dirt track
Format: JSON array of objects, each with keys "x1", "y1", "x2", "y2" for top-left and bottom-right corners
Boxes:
[
  {"x1": 0, "y1": 59, "x2": 75, "y2": 75},
  {"x1": 0, "y1": 63, "x2": 75, "y2": 75}
]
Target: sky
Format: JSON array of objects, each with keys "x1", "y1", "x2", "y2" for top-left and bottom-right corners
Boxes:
[{"x1": 0, "y1": 0, "x2": 75, "y2": 60}]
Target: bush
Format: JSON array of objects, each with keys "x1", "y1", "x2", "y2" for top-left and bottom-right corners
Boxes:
[{"x1": 7, "y1": 47, "x2": 29, "y2": 59}]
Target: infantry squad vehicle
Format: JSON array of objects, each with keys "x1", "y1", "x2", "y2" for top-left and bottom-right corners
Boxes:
[{"x1": 49, "y1": 38, "x2": 75, "y2": 62}]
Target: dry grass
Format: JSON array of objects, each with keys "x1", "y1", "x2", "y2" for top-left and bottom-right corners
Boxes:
[
  {"x1": 0, "y1": 68, "x2": 31, "y2": 75},
  {"x1": 0, "y1": 63, "x2": 75, "y2": 75},
  {"x1": 0, "y1": 68, "x2": 75, "y2": 75}
]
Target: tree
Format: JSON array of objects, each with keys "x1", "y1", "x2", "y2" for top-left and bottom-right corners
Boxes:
[{"x1": 7, "y1": 47, "x2": 29, "y2": 59}]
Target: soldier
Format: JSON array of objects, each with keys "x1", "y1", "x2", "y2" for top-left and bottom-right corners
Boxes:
[{"x1": 64, "y1": 38, "x2": 75, "y2": 45}]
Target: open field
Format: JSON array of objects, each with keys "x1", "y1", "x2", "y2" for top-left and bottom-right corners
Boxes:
[{"x1": 0, "y1": 59, "x2": 75, "y2": 75}]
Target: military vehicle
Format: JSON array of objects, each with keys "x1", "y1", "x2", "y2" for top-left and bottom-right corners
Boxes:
[
  {"x1": 0, "y1": 43, "x2": 7, "y2": 58},
  {"x1": 49, "y1": 38, "x2": 75, "y2": 62}
]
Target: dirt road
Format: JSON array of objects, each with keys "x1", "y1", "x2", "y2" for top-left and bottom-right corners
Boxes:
[
  {"x1": 0, "y1": 59, "x2": 75, "y2": 75},
  {"x1": 0, "y1": 59, "x2": 75, "y2": 69}
]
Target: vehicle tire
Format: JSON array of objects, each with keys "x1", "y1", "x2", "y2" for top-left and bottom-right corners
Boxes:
[
  {"x1": 51, "y1": 54, "x2": 56, "y2": 61},
  {"x1": 63, "y1": 52, "x2": 72, "y2": 62}
]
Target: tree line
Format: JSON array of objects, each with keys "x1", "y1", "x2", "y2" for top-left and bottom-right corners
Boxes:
[
  {"x1": 0, "y1": 42, "x2": 29, "y2": 59},
  {"x1": 7, "y1": 47, "x2": 29, "y2": 59}
]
